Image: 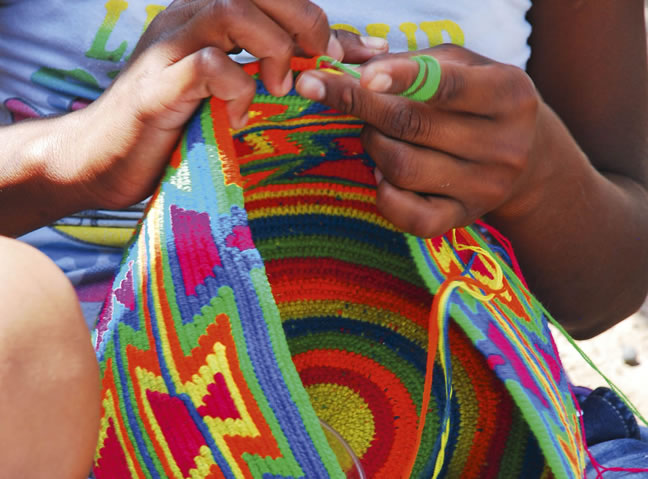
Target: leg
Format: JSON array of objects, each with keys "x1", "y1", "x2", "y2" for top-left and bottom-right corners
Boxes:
[{"x1": 0, "y1": 236, "x2": 100, "y2": 479}]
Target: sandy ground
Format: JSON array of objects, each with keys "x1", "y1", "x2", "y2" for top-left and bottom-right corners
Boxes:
[{"x1": 551, "y1": 300, "x2": 648, "y2": 422}]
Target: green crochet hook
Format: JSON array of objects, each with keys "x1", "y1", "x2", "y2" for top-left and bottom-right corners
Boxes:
[{"x1": 315, "y1": 54, "x2": 442, "y2": 103}]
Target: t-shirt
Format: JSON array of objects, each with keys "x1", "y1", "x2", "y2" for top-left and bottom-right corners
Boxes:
[{"x1": 0, "y1": 0, "x2": 532, "y2": 325}]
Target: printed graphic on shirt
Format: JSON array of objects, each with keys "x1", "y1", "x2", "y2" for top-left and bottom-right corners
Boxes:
[
  {"x1": 7, "y1": 1, "x2": 469, "y2": 123},
  {"x1": 3, "y1": 97, "x2": 44, "y2": 123},
  {"x1": 3, "y1": 0, "x2": 470, "y2": 244},
  {"x1": 332, "y1": 19, "x2": 464, "y2": 51},
  {"x1": 85, "y1": 0, "x2": 165, "y2": 65},
  {"x1": 0, "y1": 0, "x2": 531, "y2": 324}
]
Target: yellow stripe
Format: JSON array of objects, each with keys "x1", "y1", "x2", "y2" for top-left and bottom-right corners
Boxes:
[
  {"x1": 278, "y1": 300, "x2": 427, "y2": 347},
  {"x1": 236, "y1": 116, "x2": 359, "y2": 134},
  {"x1": 53, "y1": 225, "x2": 134, "y2": 247},
  {"x1": 245, "y1": 187, "x2": 375, "y2": 203},
  {"x1": 189, "y1": 446, "x2": 220, "y2": 479},
  {"x1": 428, "y1": 231, "x2": 584, "y2": 474},
  {"x1": 144, "y1": 203, "x2": 255, "y2": 477},
  {"x1": 246, "y1": 204, "x2": 398, "y2": 231}
]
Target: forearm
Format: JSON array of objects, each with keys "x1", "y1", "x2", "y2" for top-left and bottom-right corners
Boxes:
[
  {"x1": 487, "y1": 105, "x2": 648, "y2": 339},
  {"x1": 0, "y1": 111, "x2": 94, "y2": 237}
]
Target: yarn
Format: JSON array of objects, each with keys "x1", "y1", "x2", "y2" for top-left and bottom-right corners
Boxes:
[{"x1": 93, "y1": 57, "x2": 592, "y2": 478}]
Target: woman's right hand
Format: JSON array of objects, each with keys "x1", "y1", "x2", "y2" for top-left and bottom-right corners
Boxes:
[{"x1": 71, "y1": 0, "x2": 387, "y2": 211}]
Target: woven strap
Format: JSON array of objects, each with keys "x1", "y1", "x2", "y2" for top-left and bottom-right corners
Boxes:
[{"x1": 92, "y1": 56, "x2": 586, "y2": 479}]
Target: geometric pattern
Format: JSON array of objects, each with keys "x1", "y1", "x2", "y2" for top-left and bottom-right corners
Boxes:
[{"x1": 93, "y1": 57, "x2": 585, "y2": 478}]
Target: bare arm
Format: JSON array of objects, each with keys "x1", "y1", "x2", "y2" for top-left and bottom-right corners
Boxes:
[
  {"x1": 494, "y1": 0, "x2": 648, "y2": 337},
  {"x1": 0, "y1": 113, "x2": 91, "y2": 236},
  {"x1": 296, "y1": 1, "x2": 648, "y2": 338},
  {"x1": 0, "y1": 0, "x2": 384, "y2": 238}
]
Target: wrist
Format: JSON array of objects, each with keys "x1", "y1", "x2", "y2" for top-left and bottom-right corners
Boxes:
[
  {"x1": 0, "y1": 111, "x2": 100, "y2": 236},
  {"x1": 29, "y1": 110, "x2": 100, "y2": 212},
  {"x1": 488, "y1": 101, "x2": 592, "y2": 223}
]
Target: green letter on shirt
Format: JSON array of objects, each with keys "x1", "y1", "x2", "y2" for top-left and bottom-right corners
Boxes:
[{"x1": 86, "y1": 0, "x2": 129, "y2": 62}]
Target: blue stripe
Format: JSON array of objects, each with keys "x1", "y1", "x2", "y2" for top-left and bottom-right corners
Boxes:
[{"x1": 249, "y1": 214, "x2": 410, "y2": 255}]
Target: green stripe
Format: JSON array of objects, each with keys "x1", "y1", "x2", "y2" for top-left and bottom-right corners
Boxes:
[{"x1": 255, "y1": 235, "x2": 426, "y2": 288}]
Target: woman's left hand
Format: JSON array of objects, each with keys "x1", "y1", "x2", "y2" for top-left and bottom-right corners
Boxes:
[{"x1": 296, "y1": 45, "x2": 551, "y2": 238}]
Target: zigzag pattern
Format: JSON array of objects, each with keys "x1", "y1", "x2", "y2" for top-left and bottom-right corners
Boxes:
[{"x1": 93, "y1": 58, "x2": 584, "y2": 478}]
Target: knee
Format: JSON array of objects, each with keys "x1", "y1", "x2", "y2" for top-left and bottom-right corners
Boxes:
[
  {"x1": 0, "y1": 234, "x2": 82, "y2": 326},
  {"x1": 0, "y1": 236, "x2": 100, "y2": 478},
  {"x1": 0, "y1": 235, "x2": 94, "y2": 363}
]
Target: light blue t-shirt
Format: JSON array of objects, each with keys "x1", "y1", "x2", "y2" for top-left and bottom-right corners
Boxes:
[{"x1": 0, "y1": 0, "x2": 531, "y2": 325}]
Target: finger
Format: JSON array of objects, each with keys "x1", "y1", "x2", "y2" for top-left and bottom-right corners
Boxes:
[
  {"x1": 306, "y1": 45, "x2": 533, "y2": 118},
  {"x1": 254, "y1": 0, "x2": 342, "y2": 58},
  {"x1": 366, "y1": 56, "x2": 525, "y2": 116},
  {"x1": 292, "y1": 30, "x2": 387, "y2": 64},
  {"x1": 361, "y1": 115, "x2": 520, "y2": 170},
  {"x1": 160, "y1": 0, "x2": 296, "y2": 97},
  {"x1": 138, "y1": 46, "x2": 256, "y2": 130},
  {"x1": 297, "y1": 70, "x2": 505, "y2": 155},
  {"x1": 364, "y1": 127, "x2": 515, "y2": 210},
  {"x1": 374, "y1": 171, "x2": 466, "y2": 238},
  {"x1": 364, "y1": 126, "x2": 470, "y2": 193},
  {"x1": 357, "y1": 48, "x2": 450, "y2": 96}
]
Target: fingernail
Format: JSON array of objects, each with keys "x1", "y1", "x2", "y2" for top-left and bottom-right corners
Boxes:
[
  {"x1": 367, "y1": 72, "x2": 392, "y2": 92},
  {"x1": 280, "y1": 70, "x2": 293, "y2": 96},
  {"x1": 360, "y1": 36, "x2": 388, "y2": 51},
  {"x1": 296, "y1": 73, "x2": 325, "y2": 101},
  {"x1": 327, "y1": 35, "x2": 344, "y2": 61},
  {"x1": 374, "y1": 168, "x2": 384, "y2": 184}
]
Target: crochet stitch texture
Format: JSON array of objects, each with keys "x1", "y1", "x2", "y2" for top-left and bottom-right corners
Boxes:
[{"x1": 93, "y1": 59, "x2": 585, "y2": 479}]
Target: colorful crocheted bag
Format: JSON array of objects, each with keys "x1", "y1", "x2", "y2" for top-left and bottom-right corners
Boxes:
[{"x1": 92, "y1": 58, "x2": 586, "y2": 479}]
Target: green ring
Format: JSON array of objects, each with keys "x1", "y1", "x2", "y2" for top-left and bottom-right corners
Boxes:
[
  {"x1": 401, "y1": 55, "x2": 442, "y2": 103},
  {"x1": 315, "y1": 54, "x2": 441, "y2": 103}
]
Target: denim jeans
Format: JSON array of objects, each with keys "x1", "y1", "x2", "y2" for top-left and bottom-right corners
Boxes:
[{"x1": 575, "y1": 386, "x2": 648, "y2": 478}]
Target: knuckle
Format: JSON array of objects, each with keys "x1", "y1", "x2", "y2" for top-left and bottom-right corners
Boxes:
[
  {"x1": 380, "y1": 146, "x2": 418, "y2": 187},
  {"x1": 193, "y1": 47, "x2": 225, "y2": 72},
  {"x1": 497, "y1": 141, "x2": 529, "y2": 172},
  {"x1": 301, "y1": 2, "x2": 328, "y2": 33},
  {"x1": 435, "y1": 68, "x2": 464, "y2": 104},
  {"x1": 387, "y1": 105, "x2": 429, "y2": 140},
  {"x1": 210, "y1": 0, "x2": 244, "y2": 24},
  {"x1": 435, "y1": 43, "x2": 462, "y2": 54},
  {"x1": 191, "y1": 50, "x2": 235, "y2": 85},
  {"x1": 132, "y1": 100, "x2": 157, "y2": 128},
  {"x1": 500, "y1": 66, "x2": 538, "y2": 114},
  {"x1": 240, "y1": 76, "x2": 257, "y2": 100},
  {"x1": 274, "y1": 34, "x2": 296, "y2": 57},
  {"x1": 517, "y1": 78, "x2": 538, "y2": 114},
  {"x1": 338, "y1": 84, "x2": 359, "y2": 114},
  {"x1": 409, "y1": 214, "x2": 440, "y2": 239}
]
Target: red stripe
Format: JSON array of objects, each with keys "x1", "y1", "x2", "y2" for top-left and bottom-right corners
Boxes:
[{"x1": 300, "y1": 366, "x2": 396, "y2": 478}]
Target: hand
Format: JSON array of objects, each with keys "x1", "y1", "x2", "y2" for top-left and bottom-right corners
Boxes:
[
  {"x1": 296, "y1": 44, "x2": 551, "y2": 238},
  {"x1": 71, "y1": 0, "x2": 388, "y2": 211}
]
